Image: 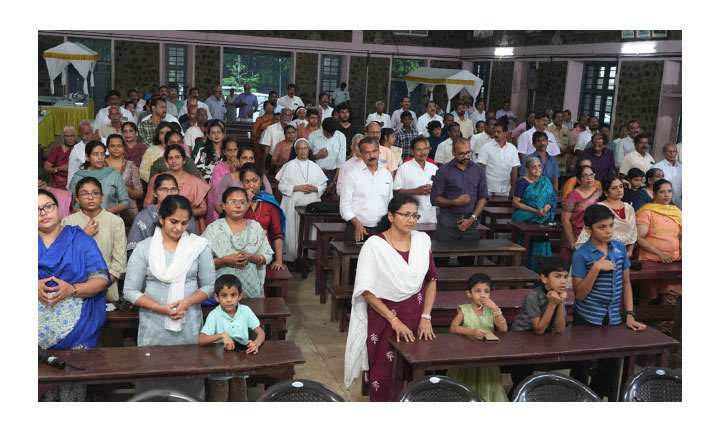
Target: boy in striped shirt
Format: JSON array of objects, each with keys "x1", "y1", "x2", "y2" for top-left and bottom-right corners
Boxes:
[{"x1": 569, "y1": 204, "x2": 646, "y2": 399}]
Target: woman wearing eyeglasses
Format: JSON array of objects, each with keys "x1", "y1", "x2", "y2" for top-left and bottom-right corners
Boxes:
[
  {"x1": 67, "y1": 141, "x2": 130, "y2": 216},
  {"x1": 345, "y1": 194, "x2": 437, "y2": 401},
  {"x1": 202, "y1": 187, "x2": 274, "y2": 299},
  {"x1": 39, "y1": 189, "x2": 109, "y2": 401},
  {"x1": 560, "y1": 164, "x2": 602, "y2": 261}
]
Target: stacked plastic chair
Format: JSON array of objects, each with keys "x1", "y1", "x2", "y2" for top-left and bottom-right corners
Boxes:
[
  {"x1": 621, "y1": 367, "x2": 682, "y2": 402},
  {"x1": 256, "y1": 379, "x2": 345, "y2": 402},
  {"x1": 396, "y1": 376, "x2": 484, "y2": 402},
  {"x1": 128, "y1": 389, "x2": 201, "y2": 402},
  {"x1": 512, "y1": 372, "x2": 601, "y2": 402}
]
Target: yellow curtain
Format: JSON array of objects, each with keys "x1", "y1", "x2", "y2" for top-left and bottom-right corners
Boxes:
[
  {"x1": 42, "y1": 100, "x2": 95, "y2": 135},
  {"x1": 38, "y1": 112, "x2": 55, "y2": 148}
]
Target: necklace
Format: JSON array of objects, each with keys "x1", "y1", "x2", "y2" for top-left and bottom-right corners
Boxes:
[{"x1": 297, "y1": 160, "x2": 309, "y2": 184}]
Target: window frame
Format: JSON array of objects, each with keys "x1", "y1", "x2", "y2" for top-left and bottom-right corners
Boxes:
[
  {"x1": 166, "y1": 44, "x2": 188, "y2": 98},
  {"x1": 393, "y1": 30, "x2": 429, "y2": 37},
  {"x1": 578, "y1": 61, "x2": 618, "y2": 126},
  {"x1": 320, "y1": 54, "x2": 342, "y2": 95}
]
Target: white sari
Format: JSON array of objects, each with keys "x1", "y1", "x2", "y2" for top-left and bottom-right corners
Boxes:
[
  {"x1": 343, "y1": 230, "x2": 431, "y2": 389},
  {"x1": 276, "y1": 158, "x2": 328, "y2": 261}
]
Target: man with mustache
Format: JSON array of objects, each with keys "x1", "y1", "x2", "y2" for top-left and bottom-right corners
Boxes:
[
  {"x1": 340, "y1": 137, "x2": 394, "y2": 242},
  {"x1": 619, "y1": 133, "x2": 655, "y2": 178},
  {"x1": 430, "y1": 137, "x2": 489, "y2": 266}
]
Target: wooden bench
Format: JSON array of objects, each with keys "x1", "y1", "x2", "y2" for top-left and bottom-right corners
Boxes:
[
  {"x1": 105, "y1": 297, "x2": 290, "y2": 340},
  {"x1": 508, "y1": 221, "x2": 564, "y2": 266},
  {"x1": 38, "y1": 341, "x2": 305, "y2": 401},
  {"x1": 264, "y1": 265, "x2": 292, "y2": 304},
  {"x1": 480, "y1": 206, "x2": 514, "y2": 237},
  {"x1": 295, "y1": 207, "x2": 344, "y2": 279}
]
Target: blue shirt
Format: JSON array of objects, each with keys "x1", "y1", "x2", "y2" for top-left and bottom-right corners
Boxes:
[
  {"x1": 201, "y1": 304, "x2": 261, "y2": 380},
  {"x1": 520, "y1": 151, "x2": 559, "y2": 179},
  {"x1": 571, "y1": 239, "x2": 630, "y2": 325},
  {"x1": 430, "y1": 159, "x2": 489, "y2": 215}
]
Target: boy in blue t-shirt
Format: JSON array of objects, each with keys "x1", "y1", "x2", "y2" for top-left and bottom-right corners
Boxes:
[
  {"x1": 199, "y1": 274, "x2": 266, "y2": 402},
  {"x1": 569, "y1": 204, "x2": 646, "y2": 399}
]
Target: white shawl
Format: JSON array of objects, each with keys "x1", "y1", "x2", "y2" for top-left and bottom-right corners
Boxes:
[
  {"x1": 148, "y1": 227, "x2": 209, "y2": 331},
  {"x1": 343, "y1": 230, "x2": 431, "y2": 389}
]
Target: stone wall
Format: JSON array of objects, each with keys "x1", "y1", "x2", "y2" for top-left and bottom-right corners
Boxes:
[
  {"x1": 613, "y1": 60, "x2": 664, "y2": 140},
  {"x1": 534, "y1": 61, "x2": 567, "y2": 112},
  {"x1": 201, "y1": 30, "x2": 352, "y2": 42},
  {"x1": 295, "y1": 52, "x2": 318, "y2": 104},
  {"x1": 466, "y1": 30, "x2": 682, "y2": 48},
  {"x1": 194, "y1": 45, "x2": 220, "y2": 99},
  {"x1": 364, "y1": 31, "x2": 467, "y2": 48},
  {"x1": 347, "y1": 56, "x2": 390, "y2": 126},
  {"x1": 39, "y1": 34, "x2": 64, "y2": 96},
  {"x1": 488, "y1": 61, "x2": 514, "y2": 112},
  {"x1": 114, "y1": 40, "x2": 159, "y2": 97}
]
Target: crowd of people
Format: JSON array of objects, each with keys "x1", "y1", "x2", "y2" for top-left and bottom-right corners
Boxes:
[{"x1": 38, "y1": 83, "x2": 682, "y2": 402}]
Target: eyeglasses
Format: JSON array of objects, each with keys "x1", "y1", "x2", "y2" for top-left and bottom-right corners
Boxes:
[
  {"x1": 38, "y1": 202, "x2": 57, "y2": 215},
  {"x1": 394, "y1": 212, "x2": 420, "y2": 220},
  {"x1": 78, "y1": 191, "x2": 102, "y2": 198},
  {"x1": 156, "y1": 187, "x2": 179, "y2": 194},
  {"x1": 580, "y1": 173, "x2": 596, "y2": 179},
  {"x1": 455, "y1": 151, "x2": 473, "y2": 157},
  {"x1": 226, "y1": 199, "x2": 248, "y2": 206}
]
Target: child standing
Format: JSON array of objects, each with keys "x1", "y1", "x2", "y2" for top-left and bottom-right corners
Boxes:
[
  {"x1": 569, "y1": 204, "x2": 645, "y2": 399},
  {"x1": 447, "y1": 273, "x2": 509, "y2": 402},
  {"x1": 198, "y1": 274, "x2": 266, "y2": 402},
  {"x1": 508, "y1": 257, "x2": 569, "y2": 395}
]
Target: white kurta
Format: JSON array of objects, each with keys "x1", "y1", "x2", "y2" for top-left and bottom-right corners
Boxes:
[{"x1": 276, "y1": 159, "x2": 328, "y2": 261}]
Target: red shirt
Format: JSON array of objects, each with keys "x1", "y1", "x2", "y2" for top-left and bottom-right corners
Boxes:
[
  {"x1": 246, "y1": 201, "x2": 284, "y2": 243},
  {"x1": 47, "y1": 144, "x2": 72, "y2": 189}
]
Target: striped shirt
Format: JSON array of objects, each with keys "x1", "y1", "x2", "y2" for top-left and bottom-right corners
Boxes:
[{"x1": 571, "y1": 239, "x2": 630, "y2": 325}]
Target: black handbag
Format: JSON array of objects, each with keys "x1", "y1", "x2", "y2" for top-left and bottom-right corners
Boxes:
[{"x1": 306, "y1": 201, "x2": 339, "y2": 213}]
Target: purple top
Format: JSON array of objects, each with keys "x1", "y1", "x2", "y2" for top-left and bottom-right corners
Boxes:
[
  {"x1": 233, "y1": 93, "x2": 259, "y2": 120},
  {"x1": 430, "y1": 159, "x2": 489, "y2": 215},
  {"x1": 581, "y1": 147, "x2": 615, "y2": 181}
]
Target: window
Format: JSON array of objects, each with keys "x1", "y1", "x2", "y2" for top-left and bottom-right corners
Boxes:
[
  {"x1": 166, "y1": 44, "x2": 187, "y2": 98},
  {"x1": 321, "y1": 55, "x2": 341, "y2": 94},
  {"x1": 393, "y1": 30, "x2": 428, "y2": 37},
  {"x1": 389, "y1": 58, "x2": 424, "y2": 115},
  {"x1": 579, "y1": 61, "x2": 618, "y2": 125},
  {"x1": 473, "y1": 61, "x2": 491, "y2": 102},
  {"x1": 222, "y1": 48, "x2": 290, "y2": 98},
  {"x1": 472, "y1": 30, "x2": 493, "y2": 39}
]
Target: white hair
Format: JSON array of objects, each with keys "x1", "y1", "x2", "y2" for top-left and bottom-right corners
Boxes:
[{"x1": 62, "y1": 125, "x2": 76, "y2": 135}]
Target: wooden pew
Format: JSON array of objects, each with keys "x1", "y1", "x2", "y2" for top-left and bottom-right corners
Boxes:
[{"x1": 264, "y1": 265, "x2": 292, "y2": 304}]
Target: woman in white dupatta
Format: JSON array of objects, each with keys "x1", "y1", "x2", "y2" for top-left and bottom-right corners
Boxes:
[
  {"x1": 275, "y1": 138, "x2": 327, "y2": 263},
  {"x1": 344, "y1": 195, "x2": 437, "y2": 402},
  {"x1": 123, "y1": 194, "x2": 215, "y2": 399}
]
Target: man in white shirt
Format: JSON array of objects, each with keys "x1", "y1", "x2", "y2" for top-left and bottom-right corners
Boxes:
[
  {"x1": 619, "y1": 133, "x2": 655, "y2": 176},
  {"x1": 416, "y1": 101, "x2": 444, "y2": 137},
  {"x1": 517, "y1": 114, "x2": 560, "y2": 160},
  {"x1": 471, "y1": 118, "x2": 497, "y2": 160},
  {"x1": 477, "y1": 122, "x2": 520, "y2": 197},
  {"x1": 365, "y1": 101, "x2": 391, "y2": 128},
  {"x1": 614, "y1": 120, "x2": 640, "y2": 170},
  {"x1": 97, "y1": 106, "x2": 124, "y2": 139},
  {"x1": 94, "y1": 90, "x2": 136, "y2": 128},
  {"x1": 166, "y1": 86, "x2": 181, "y2": 117},
  {"x1": 277, "y1": 83, "x2": 304, "y2": 111},
  {"x1": 336, "y1": 134, "x2": 366, "y2": 197},
  {"x1": 390, "y1": 96, "x2": 418, "y2": 130},
  {"x1": 332, "y1": 82, "x2": 350, "y2": 106},
  {"x1": 453, "y1": 102, "x2": 474, "y2": 139},
  {"x1": 574, "y1": 115, "x2": 599, "y2": 154},
  {"x1": 308, "y1": 117, "x2": 347, "y2": 190},
  {"x1": 393, "y1": 135, "x2": 438, "y2": 223},
  {"x1": 67, "y1": 120, "x2": 100, "y2": 189},
  {"x1": 469, "y1": 100, "x2": 487, "y2": 126},
  {"x1": 178, "y1": 88, "x2": 213, "y2": 120},
  {"x1": 261, "y1": 108, "x2": 293, "y2": 161},
  {"x1": 433, "y1": 123, "x2": 462, "y2": 165},
  {"x1": 204, "y1": 86, "x2": 227, "y2": 120},
  {"x1": 317, "y1": 92, "x2": 333, "y2": 120},
  {"x1": 340, "y1": 137, "x2": 393, "y2": 242},
  {"x1": 495, "y1": 101, "x2": 517, "y2": 124},
  {"x1": 654, "y1": 143, "x2": 682, "y2": 209}
]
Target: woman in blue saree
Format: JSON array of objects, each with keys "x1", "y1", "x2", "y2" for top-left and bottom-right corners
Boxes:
[
  {"x1": 511, "y1": 157, "x2": 557, "y2": 271},
  {"x1": 38, "y1": 189, "x2": 109, "y2": 401}
]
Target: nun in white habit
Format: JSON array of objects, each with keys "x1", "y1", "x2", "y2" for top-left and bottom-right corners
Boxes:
[{"x1": 275, "y1": 138, "x2": 327, "y2": 262}]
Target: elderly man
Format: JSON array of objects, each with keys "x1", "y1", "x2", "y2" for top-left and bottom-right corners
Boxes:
[
  {"x1": 232, "y1": 83, "x2": 258, "y2": 120},
  {"x1": 393, "y1": 135, "x2": 438, "y2": 223},
  {"x1": 137, "y1": 97, "x2": 179, "y2": 146},
  {"x1": 430, "y1": 137, "x2": 489, "y2": 266},
  {"x1": 332, "y1": 82, "x2": 350, "y2": 106},
  {"x1": 261, "y1": 107, "x2": 293, "y2": 165},
  {"x1": 470, "y1": 99, "x2": 486, "y2": 126},
  {"x1": 517, "y1": 113, "x2": 560, "y2": 160},
  {"x1": 204, "y1": 86, "x2": 227, "y2": 120},
  {"x1": 391, "y1": 96, "x2": 418, "y2": 130},
  {"x1": 67, "y1": 120, "x2": 100, "y2": 189},
  {"x1": 581, "y1": 133, "x2": 615, "y2": 181},
  {"x1": 317, "y1": 92, "x2": 333, "y2": 120},
  {"x1": 97, "y1": 105, "x2": 124, "y2": 139},
  {"x1": 416, "y1": 100, "x2": 444, "y2": 137},
  {"x1": 45, "y1": 126, "x2": 76, "y2": 190},
  {"x1": 619, "y1": 133, "x2": 655, "y2": 177},
  {"x1": 654, "y1": 143, "x2": 682, "y2": 208},
  {"x1": 340, "y1": 137, "x2": 393, "y2": 242},
  {"x1": 336, "y1": 133, "x2": 365, "y2": 196},
  {"x1": 520, "y1": 131, "x2": 560, "y2": 192},
  {"x1": 433, "y1": 122, "x2": 462, "y2": 166},
  {"x1": 614, "y1": 120, "x2": 641, "y2": 170},
  {"x1": 547, "y1": 110, "x2": 575, "y2": 173},
  {"x1": 95, "y1": 90, "x2": 136, "y2": 127},
  {"x1": 308, "y1": 117, "x2": 347, "y2": 190},
  {"x1": 277, "y1": 83, "x2": 304, "y2": 111},
  {"x1": 470, "y1": 117, "x2": 497, "y2": 160},
  {"x1": 167, "y1": 86, "x2": 182, "y2": 115},
  {"x1": 366, "y1": 121, "x2": 398, "y2": 176},
  {"x1": 365, "y1": 101, "x2": 391, "y2": 128},
  {"x1": 453, "y1": 102, "x2": 474, "y2": 139},
  {"x1": 477, "y1": 122, "x2": 520, "y2": 198},
  {"x1": 178, "y1": 88, "x2": 213, "y2": 121}
]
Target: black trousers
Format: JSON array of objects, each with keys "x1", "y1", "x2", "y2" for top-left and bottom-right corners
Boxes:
[
  {"x1": 568, "y1": 310, "x2": 622, "y2": 400},
  {"x1": 434, "y1": 211, "x2": 481, "y2": 267}
]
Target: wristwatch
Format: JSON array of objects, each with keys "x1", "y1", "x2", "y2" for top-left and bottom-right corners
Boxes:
[
  {"x1": 421, "y1": 314, "x2": 432, "y2": 320},
  {"x1": 71, "y1": 284, "x2": 77, "y2": 297},
  {"x1": 470, "y1": 214, "x2": 477, "y2": 221},
  {"x1": 624, "y1": 310, "x2": 636, "y2": 317}
]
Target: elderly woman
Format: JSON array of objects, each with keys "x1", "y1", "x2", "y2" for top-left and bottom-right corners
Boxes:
[
  {"x1": 124, "y1": 195, "x2": 214, "y2": 399},
  {"x1": 128, "y1": 173, "x2": 198, "y2": 255},
  {"x1": 562, "y1": 157, "x2": 601, "y2": 199},
  {"x1": 202, "y1": 187, "x2": 274, "y2": 299},
  {"x1": 38, "y1": 189, "x2": 108, "y2": 401},
  {"x1": 560, "y1": 164, "x2": 602, "y2": 261},
  {"x1": 45, "y1": 126, "x2": 76, "y2": 189},
  {"x1": 68, "y1": 141, "x2": 130, "y2": 215},
  {"x1": 631, "y1": 167, "x2": 664, "y2": 212},
  {"x1": 145, "y1": 145, "x2": 210, "y2": 233},
  {"x1": 105, "y1": 134, "x2": 144, "y2": 226},
  {"x1": 271, "y1": 124, "x2": 298, "y2": 169},
  {"x1": 194, "y1": 119, "x2": 226, "y2": 181},
  {"x1": 121, "y1": 121, "x2": 147, "y2": 169},
  {"x1": 345, "y1": 195, "x2": 437, "y2": 402},
  {"x1": 636, "y1": 179, "x2": 682, "y2": 304},
  {"x1": 207, "y1": 138, "x2": 241, "y2": 226},
  {"x1": 511, "y1": 157, "x2": 557, "y2": 270},
  {"x1": 275, "y1": 138, "x2": 328, "y2": 263}
]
